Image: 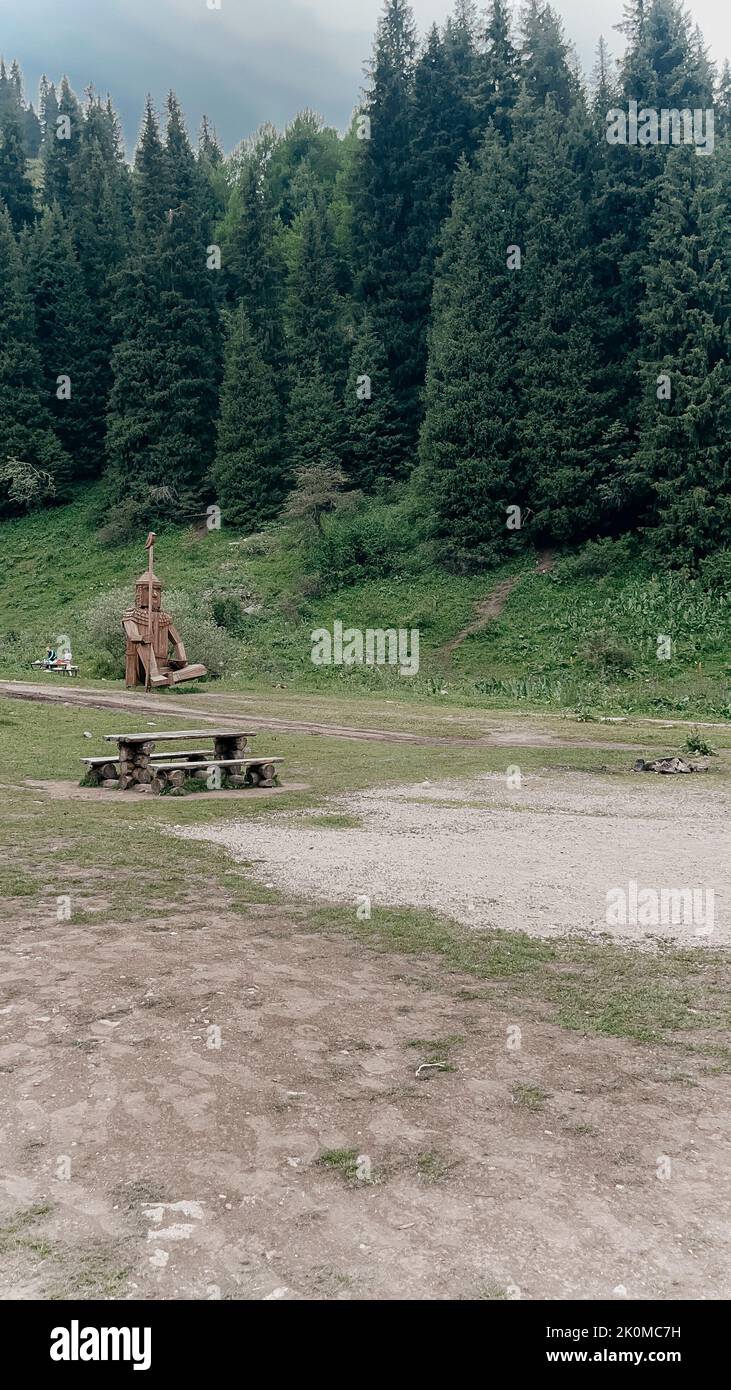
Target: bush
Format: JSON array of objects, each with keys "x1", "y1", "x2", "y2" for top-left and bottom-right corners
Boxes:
[
  {"x1": 581, "y1": 632, "x2": 635, "y2": 676},
  {"x1": 95, "y1": 496, "x2": 155, "y2": 548},
  {"x1": 683, "y1": 729, "x2": 716, "y2": 757},
  {"x1": 698, "y1": 551, "x2": 731, "y2": 595},
  {"x1": 553, "y1": 536, "x2": 640, "y2": 582},
  {"x1": 84, "y1": 586, "x2": 238, "y2": 679},
  {"x1": 309, "y1": 495, "x2": 429, "y2": 587},
  {"x1": 210, "y1": 595, "x2": 247, "y2": 635}
]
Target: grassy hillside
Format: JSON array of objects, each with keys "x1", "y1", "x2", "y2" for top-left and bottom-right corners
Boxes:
[{"x1": 0, "y1": 486, "x2": 729, "y2": 721}]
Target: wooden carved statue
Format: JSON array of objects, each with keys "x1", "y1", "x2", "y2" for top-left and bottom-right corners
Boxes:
[{"x1": 122, "y1": 533, "x2": 207, "y2": 689}]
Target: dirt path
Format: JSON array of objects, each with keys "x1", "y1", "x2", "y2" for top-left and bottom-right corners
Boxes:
[
  {"x1": 439, "y1": 577, "x2": 523, "y2": 659},
  {"x1": 1, "y1": 891, "x2": 728, "y2": 1300},
  {"x1": 438, "y1": 551, "x2": 555, "y2": 661},
  {"x1": 0, "y1": 681, "x2": 646, "y2": 753}
]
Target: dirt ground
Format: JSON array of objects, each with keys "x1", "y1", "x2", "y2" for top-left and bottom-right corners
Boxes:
[
  {"x1": 0, "y1": 684, "x2": 729, "y2": 1300},
  {"x1": 175, "y1": 771, "x2": 730, "y2": 947},
  {"x1": 1, "y1": 892, "x2": 729, "y2": 1302}
]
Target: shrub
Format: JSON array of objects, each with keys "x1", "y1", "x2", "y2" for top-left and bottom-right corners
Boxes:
[
  {"x1": 84, "y1": 586, "x2": 238, "y2": 679},
  {"x1": 683, "y1": 729, "x2": 716, "y2": 757},
  {"x1": 553, "y1": 536, "x2": 639, "y2": 582},
  {"x1": 698, "y1": 551, "x2": 731, "y2": 595},
  {"x1": 581, "y1": 632, "x2": 635, "y2": 675},
  {"x1": 309, "y1": 494, "x2": 429, "y2": 587}
]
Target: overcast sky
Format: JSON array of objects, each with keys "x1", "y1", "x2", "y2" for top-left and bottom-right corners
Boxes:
[{"x1": 2, "y1": 1, "x2": 729, "y2": 154}]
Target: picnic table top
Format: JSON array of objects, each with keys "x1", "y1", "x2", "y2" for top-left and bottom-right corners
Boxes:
[{"x1": 103, "y1": 728, "x2": 255, "y2": 744}]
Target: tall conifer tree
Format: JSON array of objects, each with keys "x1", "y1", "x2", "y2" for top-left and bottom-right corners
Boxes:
[{"x1": 0, "y1": 206, "x2": 70, "y2": 512}]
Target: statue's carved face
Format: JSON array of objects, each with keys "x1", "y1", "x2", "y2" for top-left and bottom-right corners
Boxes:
[{"x1": 135, "y1": 583, "x2": 162, "y2": 611}]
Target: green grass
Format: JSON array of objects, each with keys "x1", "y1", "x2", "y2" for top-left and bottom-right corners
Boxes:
[
  {"x1": 416, "y1": 1150, "x2": 456, "y2": 1182},
  {"x1": 1, "y1": 485, "x2": 729, "y2": 720},
  {"x1": 0, "y1": 1203, "x2": 53, "y2": 1256},
  {"x1": 317, "y1": 1149, "x2": 371, "y2": 1184},
  {"x1": 512, "y1": 1083, "x2": 547, "y2": 1113}
]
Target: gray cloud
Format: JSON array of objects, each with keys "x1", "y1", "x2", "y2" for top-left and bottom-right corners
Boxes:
[{"x1": 2, "y1": 1, "x2": 728, "y2": 155}]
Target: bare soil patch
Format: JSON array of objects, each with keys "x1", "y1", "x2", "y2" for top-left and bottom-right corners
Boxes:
[
  {"x1": 1, "y1": 893, "x2": 728, "y2": 1300},
  {"x1": 175, "y1": 771, "x2": 730, "y2": 948}
]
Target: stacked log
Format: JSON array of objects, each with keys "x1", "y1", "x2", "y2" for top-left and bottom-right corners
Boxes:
[
  {"x1": 213, "y1": 735, "x2": 248, "y2": 771},
  {"x1": 117, "y1": 742, "x2": 154, "y2": 791}
]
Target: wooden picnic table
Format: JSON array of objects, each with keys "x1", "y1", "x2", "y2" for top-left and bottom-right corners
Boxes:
[
  {"x1": 84, "y1": 727, "x2": 281, "y2": 793},
  {"x1": 102, "y1": 728, "x2": 254, "y2": 782}
]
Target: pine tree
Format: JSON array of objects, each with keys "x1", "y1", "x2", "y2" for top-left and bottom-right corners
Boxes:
[
  {"x1": 474, "y1": 0, "x2": 519, "y2": 140},
  {"x1": 0, "y1": 110, "x2": 35, "y2": 230},
  {"x1": 520, "y1": 1, "x2": 580, "y2": 117},
  {"x1": 221, "y1": 159, "x2": 286, "y2": 378},
  {"x1": 106, "y1": 95, "x2": 221, "y2": 512},
  {"x1": 25, "y1": 205, "x2": 97, "y2": 476},
  {"x1": 211, "y1": 303, "x2": 285, "y2": 527},
  {"x1": 410, "y1": 23, "x2": 477, "y2": 386},
  {"x1": 718, "y1": 61, "x2": 731, "y2": 139},
  {"x1": 345, "y1": 313, "x2": 408, "y2": 492},
  {"x1": 636, "y1": 146, "x2": 731, "y2": 562},
  {"x1": 518, "y1": 102, "x2": 614, "y2": 541},
  {"x1": 42, "y1": 76, "x2": 82, "y2": 213},
  {"x1": 419, "y1": 136, "x2": 524, "y2": 567},
  {"x1": 286, "y1": 361, "x2": 343, "y2": 473},
  {"x1": 351, "y1": 0, "x2": 420, "y2": 456},
  {"x1": 0, "y1": 205, "x2": 70, "y2": 513},
  {"x1": 286, "y1": 192, "x2": 346, "y2": 384}
]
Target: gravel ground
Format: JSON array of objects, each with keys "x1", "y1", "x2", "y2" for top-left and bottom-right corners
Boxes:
[{"x1": 172, "y1": 770, "x2": 730, "y2": 948}]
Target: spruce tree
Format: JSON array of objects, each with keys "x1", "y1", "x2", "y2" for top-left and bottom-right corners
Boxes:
[
  {"x1": 0, "y1": 205, "x2": 70, "y2": 513},
  {"x1": 25, "y1": 205, "x2": 97, "y2": 477},
  {"x1": 42, "y1": 76, "x2": 82, "y2": 213},
  {"x1": 718, "y1": 61, "x2": 731, "y2": 139},
  {"x1": 221, "y1": 159, "x2": 286, "y2": 378},
  {"x1": 351, "y1": 0, "x2": 420, "y2": 456},
  {"x1": 420, "y1": 136, "x2": 524, "y2": 567},
  {"x1": 211, "y1": 302, "x2": 284, "y2": 527},
  {"x1": 64, "y1": 92, "x2": 132, "y2": 470},
  {"x1": 345, "y1": 313, "x2": 408, "y2": 492},
  {"x1": 286, "y1": 192, "x2": 345, "y2": 384},
  {"x1": 636, "y1": 146, "x2": 731, "y2": 562},
  {"x1": 517, "y1": 101, "x2": 613, "y2": 541},
  {"x1": 106, "y1": 95, "x2": 221, "y2": 512},
  {"x1": 589, "y1": 0, "x2": 718, "y2": 529},
  {"x1": 474, "y1": 0, "x2": 520, "y2": 140},
  {"x1": 0, "y1": 111, "x2": 35, "y2": 230},
  {"x1": 520, "y1": 1, "x2": 580, "y2": 117},
  {"x1": 410, "y1": 23, "x2": 478, "y2": 386},
  {"x1": 287, "y1": 361, "x2": 343, "y2": 473}
]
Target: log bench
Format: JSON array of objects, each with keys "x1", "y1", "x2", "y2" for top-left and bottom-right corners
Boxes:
[{"x1": 81, "y1": 729, "x2": 282, "y2": 792}]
